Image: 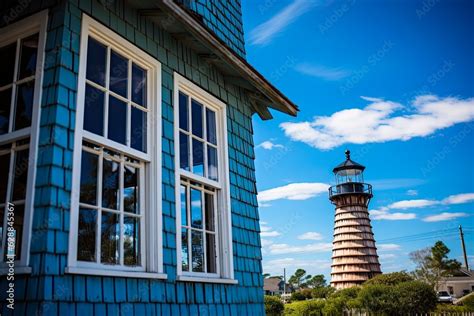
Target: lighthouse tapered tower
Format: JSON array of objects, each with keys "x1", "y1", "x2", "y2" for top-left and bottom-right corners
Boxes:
[{"x1": 328, "y1": 150, "x2": 381, "y2": 289}]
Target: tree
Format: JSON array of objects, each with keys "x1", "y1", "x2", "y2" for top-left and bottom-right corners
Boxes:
[
  {"x1": 410, "y1": 241, "x2": 462, "y2": 289},
  {"x1": 311, "y1": 286, "x2": 335, "y2": 299},
  {"x1": 358, "y1": 284, "x2": 398, "y2": 315},
  {"x1": 264, "y1": 295, "x2": 284, "y2": 316},
  {"x1": 364, "y1": 271, "x2": 413, "y2": 286},
  {"x1": 306, "y1": 274, "x2": 326, "y2": 288},
  {"x1": 263, "y1": 273, "x2": 271, "y2": 279},
  {"x1": 394, "y1": 281, "x2": 437, "y2": 314},
  {"x1": 288, "y1": 269, "x2": 311, "y2": 289}
]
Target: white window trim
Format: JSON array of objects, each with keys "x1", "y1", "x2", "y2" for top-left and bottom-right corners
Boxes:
[
  {"x1": 66, "y1": 14, "x2": 166, "y2": 279},
  {"x1": 174, "y1": 73, "x2": 235, "y2": 283},
  {"x1": 0, "y1": 10, "x2": 48, "y2": 273}
]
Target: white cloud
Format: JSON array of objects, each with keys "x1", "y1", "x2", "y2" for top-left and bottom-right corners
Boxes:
[
  {"x1": 423, "y1": 212, "x2": 469, "y2": 222},
  {"x1": 442, "y1": 193, "x2": 474, "y2": 205},
  {"x1": 295, "y1": 63, "x2": 350, "y2": 81},
  {"x1": 269, "y1": 242, "x2": 332, "y2": 255},
  {"x1": 258, "y1": 182, "x2": 329, "y2": 203},
  {"x1": 297, "y1": 232, "x2": 324, "y2": 241},
  {"x1": 281, "y1": 95, "x2": 474, "y2": 150},
  {"x1": 378, "y1": 243, "x2": 401, "y2": 251},
  {"x1": 249, "y1": 0, "x2": 317, "y2": 45},
  {"x1": 370, "y1": 209, "x2": 417, "y2": 221},
  {"x1": 261, "y1": 239, "x2": 274, "y2": 247},
  {"x1": 406, "y1": 190, "x2": 418, "y2": 196},
  {"x1": 388, "y1": 199, "x2": 438, "y2": 209},
  {"x1": 257, "y1": 140, "x2": 284, "y2": 150},
  {"x1": 260, "y1": 223, "x2": 281, "y2": 237},
  {"x1": 379, "y1": 253, "x2": 397, "y2": 260}
]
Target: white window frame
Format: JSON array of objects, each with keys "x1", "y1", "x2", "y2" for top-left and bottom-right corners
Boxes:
[
  {"x1": 66, "y1": 15, "x2": 166, "y2": 279},
  {"x1": 174, "y1": 73, "x2": 236, "y2": 284},
  {"x1": 0, "y1": 10, "x2": 48, "y2": 274}
]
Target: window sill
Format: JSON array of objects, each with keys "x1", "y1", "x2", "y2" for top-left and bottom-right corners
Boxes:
[
  {"x1": 177, "y1": 275, "x2": 238, "y2": 284},
  {"x1": 0, "y1": 266, "x2": 32, "y2": 275},
  {"x1": 65, "y1": 267, "x2": 167, "y2": 279}
]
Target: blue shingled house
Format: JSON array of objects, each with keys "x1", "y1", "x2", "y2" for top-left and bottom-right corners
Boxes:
[{"x1": 0, "y1": 0, "x2": 297, "y2": 314}]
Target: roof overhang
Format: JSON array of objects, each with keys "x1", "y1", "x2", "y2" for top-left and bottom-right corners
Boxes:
[{"x1": 127, "y1": 0, "x2": 299, "y2": 120}]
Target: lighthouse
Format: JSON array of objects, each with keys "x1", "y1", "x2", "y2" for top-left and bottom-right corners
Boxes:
[{"x1": 328, "y1": 150, "x2": 381, "y2": 289}]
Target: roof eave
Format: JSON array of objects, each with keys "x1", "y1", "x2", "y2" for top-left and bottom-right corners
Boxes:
[{"x1": 139, "y1": 0, "x2": 299, "y2": 120}]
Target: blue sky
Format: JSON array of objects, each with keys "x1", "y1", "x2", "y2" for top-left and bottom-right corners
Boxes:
[{"x1": 241, "y1": 0, "x2": 474, "y2": 279}]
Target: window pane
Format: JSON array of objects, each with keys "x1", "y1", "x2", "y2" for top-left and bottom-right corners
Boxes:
[
  {"x1": 108, "y1": 95, "x2": 127, "y2": 145},
  {"x1": 124, "y1": 164, "x2": 139, "y2": 214},
  {"x1": 207, "y1": 146, "x2": 218, "y2": 181},
  {"x1": 132, "y1": 63, "x2": 146, "y2": 106},
  {"x1": 0, "y1": 42, "x2": 16, "y2": 87},
  {"x1": 206, "y1": 108, "x2": 217, "y2": 145},
  {"x1": 124, "y1": 215, "x2": 140, "y2": 266},
  {"x1": 179, "y1": 92, "x2": 188, "y2": 131},
  {"x1": 102, "y1": 157, "x2": 120, "y2": 210},
  {"x1": 77, "y1": 208, "x2": 97, "y2": 262},
  {"x1": 192, "y1": 139, "x2": 204, "y2": 176},
  {"x1": 86, "y1": 37, "x2": 106, "y2": 86},
  {"x1": 80, "y1": 150, "x2": 98, "y2": 205},
  {"x1": 191, "y1": 230, "x2": 203, "y2": 272},
  {"x1": 190, "y1": 188, "x2": 202, "y2": 229},
  {"x1": 179, "y1": 132, "x2": 189, "y2": 171},
  {"x1": 14, "y1": 80, "x2": 34, "y2": 130},
  {"x1": 83, "y1": 84, "x2": 104, "y2": 135},
  {"x1": 205, "y1": 193, "x2": 215, "y2": 231},
  {"x1": 109, "y1": 50, "x2": 128, "y2": 98},
  {"x1": 101, "y1": 211, "x2": 119, "y2": 264},
  {"x1": 11, "y1": 148, "x2": 29, "y2": 201},
  {"x1": 181, "y1": 228, "x2": 189, "y2": 271},
  {"x1": 191, "y1": 99, "x2": 203, "y2": 138},
  {"x1": 0, "y1": 153, "x2": 10, "y2": 202},
  {"x1": 206, "y1": 233, "x2": 216, "y2": 273},
  {"x1": 18, "y1": 34, "x2": 38, "y2": 80},
  {"x1": 0, "y1": 88, "x2": 12, "y2": 134},
  {"x1": 180, "y1": 185, "x2": 187, "y2": 226},
  {"x1": 131, "y1": 107, "x2": 146, "y2": 152}
]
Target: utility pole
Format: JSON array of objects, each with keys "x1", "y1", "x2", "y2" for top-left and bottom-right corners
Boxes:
[
  {"x1": 459, "y1": 225, "x2": 469, "y2": 270},
  {"x1": 283, "y1": 268, "x2": 286, "y2": 301}
]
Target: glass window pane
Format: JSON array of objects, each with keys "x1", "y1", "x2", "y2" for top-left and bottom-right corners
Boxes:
[
  {"x1": 192, "y1": 139, "x2": 204, "y2": 176},
  {"x1": 179, "y1": 92, "x2": 188, "y2": 131},
  {"x1": 206, "y1": 108, "x2": 217, "y2": 145},
  {"x1": 108, "y1": 95, "x2": 127, "y2": 145},
  {"x1": 77, "y1": 208, "x2": 97, "y2": 262},
  {"x1": 207, "y1": 146, "x2": 218, "y2": 181},
  {"x1": 206, "y1": 233, "x2": 216, "y2": 273},
  {"x1": 132, "y1": 63, "x2": 146, "y2": 106},
  {"x1": 109, "y1": 50, "x2": 128, "y2": 98},
  {"x1": 101, "y1": 211, "x2": 119, "y2": 264},
  {"x1": 0, "y1": 88, "x2": 12, "y2": 134},
  {"x1": 180, "y1": 185, "x2": 187, "y2": 226},
  {"x1": 0, "y1": 42, "x2": 16, "y2": 87},
  {"x1": 131, "y1": 107, "x2": 146, "y2": 152},
  {"x1": 83, "y1": 84, "x2": 104, "y2": 135},
  {"x1": 86, "y1": 37, "x2": 106, "y2": 86},
  {"x1": 190, "y1": 188, "x2": 202, "y2": 229},
  {"x1": 0, "y1": 153, "x2": 10, "y2": 202},
  {"x1": 179, "y1": 132, "x2": 189, "y2": 171},
  {"x1": 18, "y1": 34, "x2": 38, "y2": 80},
  {"x1": 14, "y1": 80, "x2": 34, "y2": 130},
  {"x1": 191, "y1": 99, "x2": 203, "y2": 138},
  {"x1": 102, "y1": 157, "x2": 120, "y2": 210},
  {"x1": 80, "y1": 150, "x2": 98, "y2": 205},
  {"x1": 205, "y1": 193, "x2": 215, "y2": 231},
  {"x1": 11, "y1": 148, "x2": 29, "y2": 201},
  {"x1": 191, "y1": 230, "x2": 203, "y2": 272},
  {"x1": 181, "y1": 228, "x2": 189, "y2": 271},
  {"x1": 124, "y1": 164, "x2": 139, "y2": 214},
  {"x1": 124, "y1": 215, "x2": 140, "y2": 266}
]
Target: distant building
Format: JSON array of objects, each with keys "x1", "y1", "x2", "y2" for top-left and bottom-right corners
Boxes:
[
  {"x1": 263, "y1": 278, "x2": 292, "y2": 296},
  {"x1": 438, "y1": 268, "x2": 474, "y2": 298},
  {"x1": 328, "y1": 150, "x2": 382, "y2": 289}
]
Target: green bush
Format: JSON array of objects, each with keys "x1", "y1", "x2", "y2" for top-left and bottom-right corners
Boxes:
[
  {"x1": 311, "y1": 286, "x2": 335, "y2": 299},
  {"x1": 460, "y1": 294, "x2": 474, "y2": 310},
  {"x1": 363, "y1": 271, "x2": 413, "y2": 286},
  {"x1": 435, "y1": 304, "x2": 471, "y2": 313},
  {"x1": 265, "y1": 295, "x2": 284, "y2": 316},
  {"x1": 284, "y1": 299, "x2": 326, "y2": 316},
  {"x1": 358, "y1": 284, "x2": 398, "y2": 315},
  {"x1": 322, "y1": 297, "x2": 346, "y2": 316},
  {"x1": 291, "y1": 291, "x2": 306, "y2": 301},
  {"x1": 329, "y1": 286, "x2": 360, "y2": 300},
  {"x1": 394, "y1": 281, "x2": 437, "y2": 314}
]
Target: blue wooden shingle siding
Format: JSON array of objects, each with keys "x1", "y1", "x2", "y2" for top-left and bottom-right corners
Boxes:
[{"x1": 0, "y1": 0, "x2": 263, "y2": 315}]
